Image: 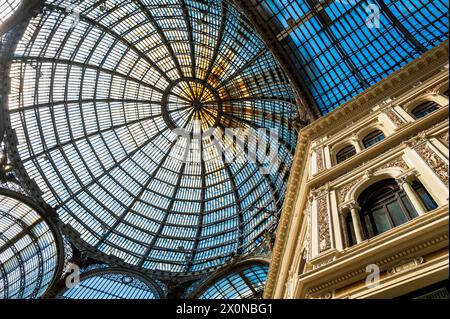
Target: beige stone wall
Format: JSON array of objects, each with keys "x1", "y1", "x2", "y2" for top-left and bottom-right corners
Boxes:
[{"x1": 265, "y1": 40, "x2": 449, "y2": 299}]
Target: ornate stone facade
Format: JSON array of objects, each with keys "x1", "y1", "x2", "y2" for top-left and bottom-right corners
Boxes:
[
  {"x1": 414, "y1": 143, "x2": 449, "y2": 186},
  {"x1": 316, "y1": 148, "x2": 325, "y2": 173},
  {"x1": 265, "y1": 43, "x2": 449, "y2": 300},
  {"x1": 317, "y1": 196, "x2": 331, "y2": 253}
]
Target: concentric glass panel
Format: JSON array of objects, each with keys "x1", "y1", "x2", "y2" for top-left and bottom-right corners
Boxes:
[
  {"x1": 59, "y1": 270, "x2": 161, "y2": 299},
  {"x1": 197, "y1": 263, "x2": 268, "y2": 299},
  {"x1": 249, "y1": 0, "x2": 449, "y2": 113},
  {"x1": 0, "y1": 193, "x2": 59, "y2": 299},
  {"x1": 5, "y1": 0, "x2": 297, "y2": 273}
]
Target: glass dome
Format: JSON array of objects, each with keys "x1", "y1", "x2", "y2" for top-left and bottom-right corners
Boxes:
[
  {"x1": 5, "y1": 0, "x2": 297, "y2": 274},
  {"x1": 0, "y1": 191, "x2": 62, "y2": 299},
  {"x1": 195, "y1": 263, "x2": 269, "y2": 299},
  {"x1": 0, "y1": 0, "x2": 21, "y2": 26},
  {"x1": 58, "y1": 268, "x2": 164, "y2": 299}
]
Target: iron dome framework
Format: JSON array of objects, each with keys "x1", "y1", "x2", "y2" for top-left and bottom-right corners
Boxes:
[
  {"x1": 189, "y1": 261, "x2": 269, "y2": 299},
  {"x1": 1, "y1": 0, "x2": 298, "y2": 277},
  {"x1": 238, "y1": 0, "x2": 449, "y2": 114},
  {"x1": 0, "y1": 188, "x2": 65, "y2": 299},
  {"x1": 57, "y1": 267, "x2": 166, "y2": 299},
  {"x1": 0, "y1": 0, "x2": 448, "y2": 300}
]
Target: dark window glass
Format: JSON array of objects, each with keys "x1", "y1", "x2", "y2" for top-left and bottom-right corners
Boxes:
[
  {"x1": 336, "y1": 145, "x2": 357, "y2": 164},
  {"x1": 412, "y1": 102, "x2": 439, "y2": 119},
  {"x1": 443, "y1": 89, "x2": 449, "y2": 97},
  {"x1": 355, "y1": 179, "x2": 419, "y2": 241},
  {"x1": 412, "y1": 181, "x2": 438, "y2": 211},
  {"x1": 363, "y1": 130, "x2": 386, "y2": 149},
  {"x1": 345, "y1": 214, "x2": 357, "y2": 247}
]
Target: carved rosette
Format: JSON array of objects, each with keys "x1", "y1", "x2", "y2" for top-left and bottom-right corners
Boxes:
[
  {"x1": 414, "y1": 143, "x2": 449, "y2": 186},
  {"x1": 317, "y1": 196, "x2": 331, "y2": 253},
  {"x1": 385, "y1": 109, "x2": 404, "y2": 127}
]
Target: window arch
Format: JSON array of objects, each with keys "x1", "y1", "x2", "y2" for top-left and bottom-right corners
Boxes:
[
  {"x1": 189, "y1": 262, "x2": 269, "y2": 299},
  {"x1": 411, "y1": 101, "x2": 440, "y2": 119},
  {"x1": 57, "y1": 268, "x2": 165, "y2": 299},
  {"x1": 355, "y1": 179, "x2": 419, "y2": 241},
  {"x1": 362, "y1": 130, "x2": 385, "y2": 149},
  {"x1": 336, "y1": 145, "x2": 357, "y2": 164}
]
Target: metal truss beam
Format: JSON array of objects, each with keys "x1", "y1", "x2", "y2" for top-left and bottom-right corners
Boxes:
[{"x1": 233, "y1": 0, "x2": 320, "y2": 122}]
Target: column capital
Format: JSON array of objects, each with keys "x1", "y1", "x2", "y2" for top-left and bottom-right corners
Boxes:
[{"x1": 340, "y1": 200, "x2": 361, "y2": 213}]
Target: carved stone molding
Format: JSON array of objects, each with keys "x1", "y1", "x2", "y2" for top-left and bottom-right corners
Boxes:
[
  {"x1": 439, "y1": 131, "x2": 449, "y2": 146},
  {"x1": 377, "y1": 157, "x2": 410, "y2": 172},
  {"x1": 316, "y1": 148, "x2": 325, "y2": 173},
  {"x1": 311, "y1": 183, "x2": 329, "y2": 198},
  {"x1": 312, "y1": 256, "x2": 335, "y2": 270},
  {"x1": 385, "y1": 108, "x2": 404, "y2": 127},
  {"x1": 414, "y1": 143, "x2": 449, "y2": 186},
  {"x1": 337, "y1": 177, "x2": 363, "y2": 204},
  {"x1": 336, "y1": 157, "x2": 409, "y2": 204},
  {"x1": 317, "y1": 196, "x2": 331, "y2": 253},
  {"x1": 387, "y1": 257, "x2": 425, "y2": 276},
  {"x1": 306, "y1": 232, "x2": 449, "y2": 297}
]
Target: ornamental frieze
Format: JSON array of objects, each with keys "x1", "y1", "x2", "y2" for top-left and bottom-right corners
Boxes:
[
  {"x1": 316, "y1": 148, "x2": 325, "y2": 173},
  {"x1": 414, "y1": 143, "x2": 449, "y2": 186},
  {"x1": 385, "y1": 109, "x2": 404, "y2": 127},
  {"x1": 317, "y1": 196, "x2": 331, "y2": 253}
]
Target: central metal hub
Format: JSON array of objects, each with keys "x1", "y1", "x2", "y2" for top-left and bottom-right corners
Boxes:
[
  {"x1": 161, "y1": 78, "x2": 223, "y2": 131},
  {"x1": 192, "y1": 101, "x2": 203, "y2": 111}
]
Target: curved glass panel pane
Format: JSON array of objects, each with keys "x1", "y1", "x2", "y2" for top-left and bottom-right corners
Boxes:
[
  {"x1": 59, "y1": 270, "x2": 161, "y2": 299},
  {"x1": 247, "y1": 0, "x2": 449, "y2": 113},
  {"x1": 197, "y1": 264, "x2": 268, "y2": 299},
  {"x1": 0, "y1": 193, "x2": 59, "y2": 299},
  {"x1": 0, "y1": 0, "x2": 21, "y2": 25},
  {"x1": 5, "y1": 0, "x2": 297, "y2": 273}
]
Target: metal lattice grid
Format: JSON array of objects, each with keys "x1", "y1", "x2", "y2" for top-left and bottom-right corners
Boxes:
[
  {"x1": 57, "y1": 268, "x2": 165, "y2": 299},
  {"x1": 0, "y1": 0, "x2": 22, "y2": 25},
  {"x1": 3, "y1": 0, "x2": 298, "y2": 274},
  {"x1": 245, "y1": 0, "x2": 449, "y2": 114},
  {"x1": 0, "y1": 190, "x2": 63, "y2": 299},
  {"x1": 195, "y1": 263, "x2": 269, "y2": 299}
]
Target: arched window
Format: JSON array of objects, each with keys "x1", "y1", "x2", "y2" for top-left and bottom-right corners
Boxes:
[
  {"x1": 362, "y1": 130, "x2": 385, "y2": 149},
  {"x1": 357, "y1": 179, "x2": 419, "y2": 240},
  {"x1": 336, "y1": 145, "x2": 357, "y2": 164},
  {"x1": 411, "y1": 101, "x2": 439, "y2": 119}
]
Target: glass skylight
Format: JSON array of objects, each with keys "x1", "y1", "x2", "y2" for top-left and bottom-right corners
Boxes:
[
  {"x1": 58, "y1": 269, "x2": 162, "y2": 299},
  {"x1": 0, "y1": 192, "x2": 59, "y2": 299},
  {"x1": 253, "y1": 0, "x2": 449, "y2": 114},
  {"x1": 0, "y1": 0, "x2": 21, "y2": 26},
  {"x1": 197, "y1": 263, "x2": 268, "y2": 299},
  {"x1": 5, "y1": 0, "x2": 297, "y2": 274}
]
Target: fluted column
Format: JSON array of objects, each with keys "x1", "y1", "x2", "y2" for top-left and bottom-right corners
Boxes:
[{"x1": 396, "y1": 176, "x2": 427, "y2": 216}]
